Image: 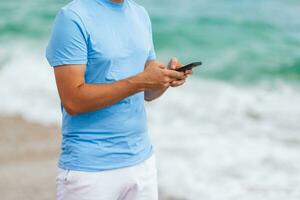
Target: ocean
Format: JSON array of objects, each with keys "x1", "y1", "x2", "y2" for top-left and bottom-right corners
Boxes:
[{"x1": 0, "y1": 0, "x2": 300, "y2": 199}]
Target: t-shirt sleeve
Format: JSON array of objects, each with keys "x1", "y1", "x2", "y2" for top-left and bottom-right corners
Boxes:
[
  {"x1": 46, "y1": 9, "x2": 88, "y2": 67},
  {"x1": 147, "y1": 24, "x2": 156, "y2": 61},
  {"x1": 143, "y1": 8, "x2": 156, "y2": 61}
]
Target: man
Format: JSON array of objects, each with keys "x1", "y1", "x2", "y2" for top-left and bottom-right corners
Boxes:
[{"x1": 46, "y1": 0, "x2": 192, "y2": 199}]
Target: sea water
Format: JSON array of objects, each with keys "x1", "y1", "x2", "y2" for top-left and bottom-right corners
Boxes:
[{"x1": 0, "y1": 0, "x2": 300, "y2": 199}]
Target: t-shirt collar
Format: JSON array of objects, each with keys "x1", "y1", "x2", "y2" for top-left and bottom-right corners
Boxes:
[{"x1": 96, "y1": 0, "x2": 127, "y2": 9}]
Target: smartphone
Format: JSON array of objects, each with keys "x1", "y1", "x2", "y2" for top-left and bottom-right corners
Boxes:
[{"x1": 175, "y1": 62, "x2": 202, "y2": 72}]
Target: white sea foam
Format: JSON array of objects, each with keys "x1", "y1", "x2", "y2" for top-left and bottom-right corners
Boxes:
[
  {"x1": 0, "y1": 45, "x2": 300, "y2": 199},
  {"x1": 147, "y1": 78, "x2": 300, "y2": 200},
  {"x1": 0, "y1": 43, "x2": 61, "y2": 125}
]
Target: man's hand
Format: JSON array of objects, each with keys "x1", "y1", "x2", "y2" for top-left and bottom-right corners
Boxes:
[
  {"x1": 142, "y1": 57, "x2": 193, "y2": 101},
  {"x1": 168, "y1": 57, "x2": 193, "y2": 87},
  {"x1": 141, "y1": 60, "x2": 185, "y2": 90}
]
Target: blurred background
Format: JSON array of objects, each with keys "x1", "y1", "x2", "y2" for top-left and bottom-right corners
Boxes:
[{"x1": 0, "y1": 0, "x2": 300, "y2": 199}]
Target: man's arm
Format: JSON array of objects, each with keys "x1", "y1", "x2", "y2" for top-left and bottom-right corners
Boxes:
[{"x1": 54, "y1": 62, "x2": 185, "y2": 115}]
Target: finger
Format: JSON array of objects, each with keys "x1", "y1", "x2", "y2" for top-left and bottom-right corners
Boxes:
[
  {"x1": 175, "y1": 74, "x2": 187, "y2": 80},
  {"x1": 163, "y1": 82, "x2": 170, "y2": 87},
  {"x1": 176, "y1": 61, "x2": 183, "y2": 69},
  {"x1": 168, "y1": 57, "x2": 178, "y2": 70},
  {"x1": 171, "y1": 79, "x2": 185, "y2": 84},
  {"x1": 173, "y1": 59, "x2": 183, "y2": 70},
  {"x1": 165, "y1": 69, "x2": 185, "y2": 80},
  {"x1": 184, "y1": 69, "x2": 193, "y2": 75},
  {"x1": 177, "y1": 79, "x2": 185, "y2": 84},
  {"x1": 170, "y1": 80, "x2": 185, "y2": 87},
  {"x1": 158, "y1": 63, "x2": 165, "y2": 69}
]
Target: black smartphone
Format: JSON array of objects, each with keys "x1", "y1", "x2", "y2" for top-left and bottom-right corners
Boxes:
[{"x1": 175, "y1": 61, "x2": 202, "y2": 72}]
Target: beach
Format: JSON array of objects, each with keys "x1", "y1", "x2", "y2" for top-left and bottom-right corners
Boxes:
[
  {"x1": 0, "y1": 116, "x2": 59, "y2": 200},
  {"x1": 0, "y1": 116, "x2": 179, "y2": 200}
]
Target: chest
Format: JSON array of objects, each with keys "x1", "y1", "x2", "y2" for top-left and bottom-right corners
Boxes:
[{"x1": 86, "y1": 11, "x2": 151, "y2": 61}]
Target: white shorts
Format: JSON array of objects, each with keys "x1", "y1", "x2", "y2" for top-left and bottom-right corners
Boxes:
[{"x1": 56, "y1": 154, "x2": 158, "y2": 200}]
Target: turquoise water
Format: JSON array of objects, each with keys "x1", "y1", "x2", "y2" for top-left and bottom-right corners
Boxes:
[{"x1": 1, "y1": 0, "x2": 300, "y2": 82}]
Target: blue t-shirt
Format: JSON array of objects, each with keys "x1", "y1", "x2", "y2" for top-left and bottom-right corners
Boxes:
[{"x1": 46, "y1": 0, "x2": 156, "y2": 172}]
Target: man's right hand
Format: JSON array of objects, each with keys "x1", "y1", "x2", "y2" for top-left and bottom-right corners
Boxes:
[{"x1": 140, "y1": 60, "x2": 186, "y2": 90}]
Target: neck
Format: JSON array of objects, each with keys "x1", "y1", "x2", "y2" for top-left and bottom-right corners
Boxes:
[{"x1": 111, "y1": 0, "x2": 124, "y2": 3}]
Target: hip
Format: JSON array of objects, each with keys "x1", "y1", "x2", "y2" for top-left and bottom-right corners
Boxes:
[{"x1": 56, "y1": 153, "x2": 158, "y2": 200}]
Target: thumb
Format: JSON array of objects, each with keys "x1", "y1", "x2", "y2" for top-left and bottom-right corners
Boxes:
[{"x1": 168, "y1": 57, "x2": 178, "y2": 70}]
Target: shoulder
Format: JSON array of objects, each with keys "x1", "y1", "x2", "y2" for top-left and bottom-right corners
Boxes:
[
  {"x1": 128, "y1": 0, "x2": 151, "y2": 23},
  {"x1": 52, "y1": 0, "x2": 97, "y2": 37},
  {"x1": 57, "y1": 0, "x2": 92, "y2": 23},
  {"x1": 128, "y1": 0, "x2": 145, "y2": 10}
]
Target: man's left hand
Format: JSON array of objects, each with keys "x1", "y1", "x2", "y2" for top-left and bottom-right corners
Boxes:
[{"x1": 168, "y1": 57, "x2": 193, "y2": 87}]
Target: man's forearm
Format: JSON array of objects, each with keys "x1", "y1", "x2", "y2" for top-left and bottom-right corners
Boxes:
[
  {"x1": 144, "y1": 86, "x2": 169, "y2": 101},
  {"x1": 63, "y1": 74, "x2": 146, "y2": 115}
]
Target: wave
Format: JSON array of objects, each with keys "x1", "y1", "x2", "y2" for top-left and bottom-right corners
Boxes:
[
  {"x1": 1, "y1": 42, "x2": 300, "y2": 200},
  {"x1": 0, "y1": 42, "x2": 61, "y2": 124},
  {"x1": 147, "y1": 78, "x2": 300, "y2": 200},
  {"x1": 1, "y1": 0, "x2": 300, "y2": 82}
]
